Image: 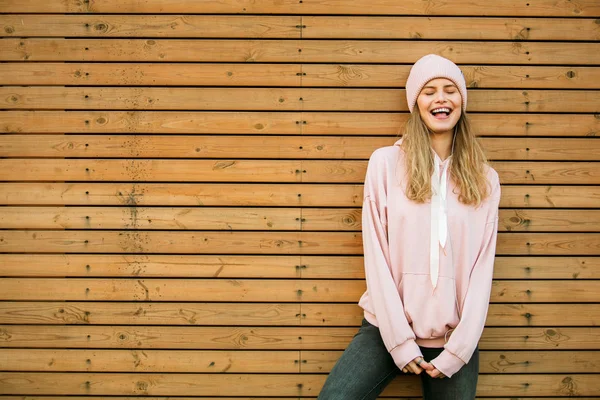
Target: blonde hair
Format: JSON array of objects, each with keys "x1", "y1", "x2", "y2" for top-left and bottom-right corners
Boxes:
[{"x1": 401, "y1": 106, "x2": 489, "y2": 206}]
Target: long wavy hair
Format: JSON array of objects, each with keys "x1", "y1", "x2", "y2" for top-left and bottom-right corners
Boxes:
[{"x1": 401, "y1": 105, "x2": 490, "y2": 206}]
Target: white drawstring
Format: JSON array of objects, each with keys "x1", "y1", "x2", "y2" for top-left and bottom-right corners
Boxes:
[
  {"x1": 429, "y1": 158, "x2": 449, "y2": 289},
  {"x1": 429, "y1": 131, "x2": 456, "y2": 289}
]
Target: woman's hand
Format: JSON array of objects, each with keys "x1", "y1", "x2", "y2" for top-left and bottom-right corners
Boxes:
[
  {"x1": 426, "y1": 368, "x2": 446, "y2": 379},
  {"x1": 401, "y1": 356, "x2": 433, "y2": 375}
]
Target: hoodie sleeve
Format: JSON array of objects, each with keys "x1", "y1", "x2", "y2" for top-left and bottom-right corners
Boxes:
[
  {"x1": 362, "y1": 150, "x2": 423, "y2": 370},
  {"x1": 430, "y1": 171, "x2": 501, "y2": 378}
]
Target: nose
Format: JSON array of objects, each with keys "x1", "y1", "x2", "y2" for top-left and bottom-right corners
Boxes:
[{"x1": 434, "y1": 90, "x2": 448, "y2": 103}]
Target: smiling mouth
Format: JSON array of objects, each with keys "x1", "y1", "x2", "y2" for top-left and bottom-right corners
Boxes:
[{"x1": 430, "y1": 107, "x2": 452, "y2": 119}]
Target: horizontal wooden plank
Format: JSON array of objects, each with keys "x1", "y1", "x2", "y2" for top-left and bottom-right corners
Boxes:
[
  {"x1": 2, "y1": 87, "x2": 599, "y2": 112},
  {"x1": 0, "y1": 254, "x2": 366, "y2": 278},
  {"x1": 1, "y1": 255, "x2": 598, "y2": 280},
  {"x1": 0, "y1": 349, "x2": 300, "y2": 373},
  {"x1": 27, "y1": 278, "x2": 600, "y2": 303},
  {"x1": 0, "y1": 302, "x2": 305, "y2": 325},
  {"x1": 2, "y1": 39, "x2": 598, "y2": 64},
  {"x1": 2, "y1": 136, "x2": 598, "y2": 161},
  {"x1": 306, "y1": 350, "x2": 600, "y2": 374},
  {"x1": 1, "y1": 302, "x2": 597, "y2": 326},
  {"x1": 0, "y1": 15, "x2": 302, "y2": 38},
  {"x1": 2, "y1": 111, "x2": 599, "y2": 137},
  {"x1": 0, "y1": 372, "x2": 599, "y2": 396},
  {"x1": 0, "y1": 231, "x2": 598, "y2": 255},
  {"x1": 0, "y1": 159, "x2": 309, "y2": 183},
  {"x1": 497, "y1": 209, "x2": 600, "y2": 232},
  {"x1": 0, "y1": 135, "x2": 394, "y2": 159},
  {"x1": 2, "y1": 183, "x2": 599, "y2": 208},
  {"x1": 0, "y1": 183, "x2": 364, "y2": 207},
  {"x1": 493, "y1": 257, "x2": 600, "y2": 280},
  {"x1": 0, "y1": 279, "x2": 597, "y2": 303},
  {"x1": 0, "y1": 63, "x2": 305, "y2": 87},
  {"x1": 3, "y1": 160, "x2": 600, "y2": 184},
  {"x1": 1, "y1": 0, "x2": 597, "y2": 16},
  {"x1": 302, "y1": 17, "x2": 600, "y2": 41},
  {"x1": 0, "y1": 279, "x2": 366, "y2": 302},
  {"x1": 1, "y1": 63, "x2": 598, "y2": 89},
  {"x1": 0, "y1": 206, "x2": 304, "y2": 231},
  {"x1": 2, "y1": 348, "x2": 597, "y2": 374},
  {"x1": 2, "y1": 206, "x2": 600, "y2": 232},
  {"x1": 302, "y1": 303, "x2": 600, "y2": 326},
  {"x1": 2, "y1": 15, "x2": 598, "y2": 40},
  {"x1": 0, "y1": 230, "x2": 364, "y2": 254},
  {"x1": 501, "y1": 185, "x2": 600, "y2": 208},
  {"x1": 491, "y1": 162, "x2": 600, "y2": 185},
  {"x1": 1, "y1": 325, "x2": 597, "y2": 350}
]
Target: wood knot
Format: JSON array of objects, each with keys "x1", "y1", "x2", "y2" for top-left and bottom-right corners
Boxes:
[
  {"x1": 342, "y1": 215, "x2": 356, "y2": 225},
  {"x1": 4, "y1": 26, "x2": 14, "y2": 34},
  {"x1": 96, "y1": 117, "x2": 107, "y2": 124},
  {"x1": 212, "y1": 161, "x2": 235, "y2": 170}
]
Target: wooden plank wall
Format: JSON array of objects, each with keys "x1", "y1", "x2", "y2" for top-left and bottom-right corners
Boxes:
[{"x1": 0, "y1": 0, "x2": 599, "y2": 398}]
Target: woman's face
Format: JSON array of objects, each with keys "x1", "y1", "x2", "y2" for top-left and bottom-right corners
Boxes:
[{"x1": 416, "y1": 78, "x2": 462, "y2": 136}]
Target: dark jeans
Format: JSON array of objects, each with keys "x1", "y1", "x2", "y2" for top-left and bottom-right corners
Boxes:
[{"x1": 318, "y1": 319, "x2": 479, "y2": 400}]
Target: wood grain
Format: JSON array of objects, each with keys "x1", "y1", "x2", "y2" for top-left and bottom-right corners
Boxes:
[
  {"x1": 2, "y1": 348, "x2": 597, "y2": 373},
  {"x1": 1, "y1": 0, "x2": 597, "y2": 16},
  {"x1": 0, "y1": 349, "x2": 301, "y2": 373},
  {"x1": 10, "y1": 301, "x2": 594, "y2": 326},
  {"x1": 0, "y1": 372, "x2": 599, "y2": 396},
  {"x1": 2, "y1": 15, "x2": 598, "y2": 40},
  {"x1": 0, "y1": 279, "x2": 366, "y2": 302},
  {"x1": 2, "y1": 254, "x2": 597, "y2": 279},
  {"x1": 1, "y1": 183, "x2": 599, "y2": 208},
  {"x1": 1, "y1": 230, "x2": 599, "y2": 255},
  {"x1": 304, "y1": 350, "x2": 600, "y2": 373},
  {"x1": 0, "y1": 302, "x2": 305, "y2": 326},
  {"x1": 2, "y1": 111, "x2": 598, "y2": 136},
  {"x1": 1, "y1": 64, "x2": 598, "y2": 89},
  {"x1": 2, "y1": 136, "x2": 598, "y2": 161},
  {"x1": 0, "y1": 325, "x2": 597, "y2": 349},
  {"x1": 2, "y1": 87, "x2": 598, "y2": 112},
  {"x1": 1, "y1": 39, "x2": 598, "y2": 64},
  {"x1": 0, "y1": 254, "x2": 365, "y2": 278},
  {"x1": 0, "y1": 15, "x2": 302, "y2": 38},
  {"x1": 2, "y1": 159, "x2": 600, "y2": 184},
  {"x1": 2, "y1": 206, "x2": 600, "y2": 232},
  {"x1": 0, "y1": 279, "x2": 596, "y2": 303}
]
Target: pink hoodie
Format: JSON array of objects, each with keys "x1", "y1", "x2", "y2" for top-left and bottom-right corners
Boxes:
[{"x1": 358, "y1": 139, "x2": 501, "y2": 378}]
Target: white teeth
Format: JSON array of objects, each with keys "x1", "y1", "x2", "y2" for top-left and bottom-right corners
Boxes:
[{"x1": 431, "y1": 107, "x2": 450, "y2": 114}]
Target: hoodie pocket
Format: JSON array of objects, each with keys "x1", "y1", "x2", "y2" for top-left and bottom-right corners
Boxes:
[{"x1": 400, "y1": 273, "x2": 460, "y2": 340}]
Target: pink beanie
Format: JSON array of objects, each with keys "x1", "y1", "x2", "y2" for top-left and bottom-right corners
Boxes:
[{"x1": 405, "y1": 54, "x2": 467, "y2": 113}]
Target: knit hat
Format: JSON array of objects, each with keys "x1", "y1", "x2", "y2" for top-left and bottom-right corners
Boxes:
[{"x1": 405, "y1": 54, "x2": 467, "y2": 113}]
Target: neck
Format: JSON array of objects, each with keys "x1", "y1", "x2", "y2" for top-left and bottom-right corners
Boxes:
[{"x1": 430, "y1": 130, "x2": 454, "y2": 161}]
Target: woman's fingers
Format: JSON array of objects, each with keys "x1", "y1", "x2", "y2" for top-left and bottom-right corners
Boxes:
[
  {"x1": 427, "y1": 368, "x2": 446, "y2": 378},
  {"x1": 407, "y1": 360, "x2": 423, "y2": 374},
  {"x1": 418, "y1": 359, "x2": 434, "y2": 371}
]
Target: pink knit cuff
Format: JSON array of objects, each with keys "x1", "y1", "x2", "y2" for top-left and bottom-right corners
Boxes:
[
  {"x1": 390, "y1": 339, "x2": 422, "y2": 370},
  {"x1": 430, "y1": 349, "x2": 466, "y2": 378}
]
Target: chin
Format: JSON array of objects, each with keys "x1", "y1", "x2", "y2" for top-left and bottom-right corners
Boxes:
[{"x1": 426, "y1": 121, "x2": 459, "y2": 134}]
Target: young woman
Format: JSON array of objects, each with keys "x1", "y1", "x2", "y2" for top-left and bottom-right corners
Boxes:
[{"x1": 318, "y1": 54, "x2": 501, "y2": 400}]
